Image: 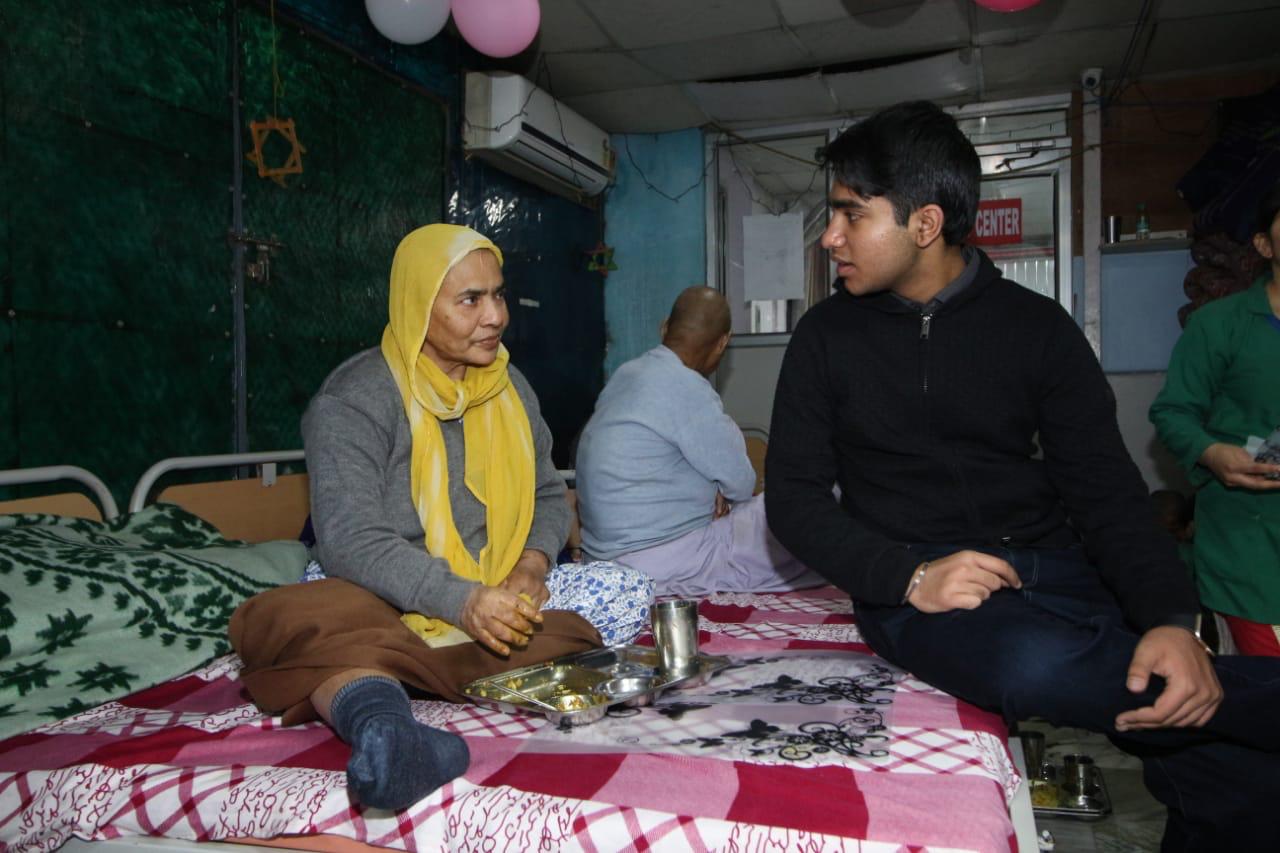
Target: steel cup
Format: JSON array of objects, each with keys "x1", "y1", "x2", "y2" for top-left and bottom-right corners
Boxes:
[
  {"x1": 650, "y1": 599, "x2": 700, "y2": 674},
  {"x1": 1062, "y1": 753, "x2": 1095, "y2": 794},
  {"x1": 1019, "y1": 731, "x2": 1047, "y2": 780}
]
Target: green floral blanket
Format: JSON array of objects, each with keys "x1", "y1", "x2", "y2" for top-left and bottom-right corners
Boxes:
[{"x1": 0, "y1": 504, "x2": 307, "y2": 740}]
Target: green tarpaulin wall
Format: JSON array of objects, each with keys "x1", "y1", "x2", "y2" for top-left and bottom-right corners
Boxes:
[{"x1": 1, "y1": 0, "x2": 605, "y2": 508}]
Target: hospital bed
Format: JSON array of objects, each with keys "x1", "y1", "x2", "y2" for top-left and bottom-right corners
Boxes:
[{"x1": 0, "y1": 455, "x2": 1038, "y2": 852}]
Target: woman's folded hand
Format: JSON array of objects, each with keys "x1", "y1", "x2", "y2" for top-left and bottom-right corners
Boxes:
[
  {"x1": 460, "y1": 585, "x2": 543, "y2": 656},
  {"x1": 499, "y1": 549, "x2": 552, "y2": 610}
]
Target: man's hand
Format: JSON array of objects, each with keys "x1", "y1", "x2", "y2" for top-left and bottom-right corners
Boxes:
[
  {"x1": 459, "y1": 585, "x2": 542, "y2": 656},
  {"x1": 498, "y1": 549, "x2": 551, "y2": 610},
  {"x1": 713, "y1": 492, "x2": 731, "y2": 519},
  {"x1": 907, "y1": 550, "x2": 1021, "y2": 613},
  {"x1": 1115, "y1": 626, "x2": 1222, "y2": 732},
  {"x1": 1200, "y1": 442, "x2": 1280, "y2": 490}
]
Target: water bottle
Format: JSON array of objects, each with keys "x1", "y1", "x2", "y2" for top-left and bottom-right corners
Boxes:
[{"x1": 1135, "y1": 203, "x2": 1150, "y2": 240}]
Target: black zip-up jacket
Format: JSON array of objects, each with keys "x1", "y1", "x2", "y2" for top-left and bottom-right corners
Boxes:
[{"x1": 765, "y1": 250, "x2": 1197, "y2": 633}]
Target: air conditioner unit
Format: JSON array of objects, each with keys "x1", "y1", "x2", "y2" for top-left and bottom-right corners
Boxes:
[{"x1": 464, "y1": 71, "x2": 614, "y2": 202}]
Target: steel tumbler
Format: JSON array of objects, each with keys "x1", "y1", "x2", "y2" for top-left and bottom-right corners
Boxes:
[
  {"x1": 1062, "y1": 753, "x2": 1095, "y2": 794},
  {"x1": 650, "y1": 599, "x2": 700, "y2": 673}
]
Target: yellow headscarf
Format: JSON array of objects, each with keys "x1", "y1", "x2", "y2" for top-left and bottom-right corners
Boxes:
[{"x1": 381, "y1": 224, "x2": 536, "y2": 645}]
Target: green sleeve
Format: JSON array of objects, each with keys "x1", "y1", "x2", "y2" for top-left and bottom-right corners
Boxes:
[{"x1": 1149, "y1": 311, "x2": 1227, "y2": 487}]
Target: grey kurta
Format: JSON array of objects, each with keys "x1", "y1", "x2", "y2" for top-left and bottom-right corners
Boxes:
[{"x1": 301, "y1": 348, "x2": 570, "y2": 626}]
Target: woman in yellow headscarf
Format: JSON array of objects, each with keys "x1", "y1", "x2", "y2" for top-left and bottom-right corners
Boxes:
[{"x1": 230, "y1": 224, "x2": 610, "y2": 811}]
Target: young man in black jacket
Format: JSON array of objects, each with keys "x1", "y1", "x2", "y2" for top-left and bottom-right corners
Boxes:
[{"x1": 765, "y1": 100, "x2": 1279, "y2": 850}]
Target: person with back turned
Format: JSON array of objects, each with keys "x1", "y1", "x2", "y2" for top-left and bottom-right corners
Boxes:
[{"x1": 576, "y1": 286, "x2": 820, "y2": 596}]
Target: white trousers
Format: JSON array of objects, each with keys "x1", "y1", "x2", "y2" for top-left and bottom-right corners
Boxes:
[{"x1": 604, "y1": 494, "x2": 823, "y2": 598}]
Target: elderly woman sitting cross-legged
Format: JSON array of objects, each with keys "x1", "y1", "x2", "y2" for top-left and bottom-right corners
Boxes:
[{"x1": 230, "y1": 224, "x2": 652, "y2": 811}]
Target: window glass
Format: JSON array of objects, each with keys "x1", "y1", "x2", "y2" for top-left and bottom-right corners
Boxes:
[{"x1": 717, "y1": 133, "x2": 829, "y2": 335}]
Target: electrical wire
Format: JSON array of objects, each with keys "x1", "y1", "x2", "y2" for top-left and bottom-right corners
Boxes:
[
  {"x1": 725, "y1": 142, "x2": 825, "y2": 215},
  {"x1": 532, "y1": 56, "x2": 584, "y2": 191},
  {"x1": 1105, "y1": 0, "x2": 1155, "y2": 108},
  {"x1": 1131, "y1": 82, "x2": 1219, "y2": 139},
  {"x1": 461, "y1": 63, "x2": 540, "y2": 137},
  {"x1": 619, "y1": 134, "x2": 714, "y2": 203},
  {"x1": 711, "y1": 124, "x2": 821, "y2": 168}
]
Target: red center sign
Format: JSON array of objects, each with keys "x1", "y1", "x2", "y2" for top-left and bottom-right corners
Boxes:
[{"x1": 970, "y1": 198, "x2": 1023, "y2": 245}]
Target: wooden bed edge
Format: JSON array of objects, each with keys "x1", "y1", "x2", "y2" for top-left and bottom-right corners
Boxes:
[
  {"x1": 155, "y1": 473, "x2": 311, "y2": 545},
  {"x1": 129, "y1": 450, "x2": 309, "y2": 544}
]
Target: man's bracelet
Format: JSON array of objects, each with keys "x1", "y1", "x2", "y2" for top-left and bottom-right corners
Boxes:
[
  {"x1": 1160, "y1": 612, "x2": 1215, "y2": 656},
  {"x1": 902, "y1": 561, "x2": 929, "y2": 605}
]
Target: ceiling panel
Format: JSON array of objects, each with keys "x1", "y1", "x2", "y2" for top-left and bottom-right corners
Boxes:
[
  {"x1": 689, "y1": 76, "x2": 838, "y2": 125},
  {"x1": 792, "y1": 3, "x2": 970, "y2": 65},
  {"x1": 777, "y1": 0, "x2": 850, "y2": 27},
  {"x1": 631, "y1": 29, "x2": 811, "y2": 82},
  {"x1": 778, "y1": 0, "x2": 934, "y2": 28},
  {"x1": 542, "y1": 51, "x2": 668, "y2": 97},
  {"x1": 979, "y1": 28, "x2": 1133, "y2": 94},
  {"x1": 827, "y1": 50, "x2": 981, "y2": 111},
  {"x1": 1140, "y1": 10, "x2": 1280, "y2": 76},
  {"x1": 563, "y1": 85, "x2": 710, "y2": 133},
  {"x1": 583, "y1": 0, "x2": 781, "y2": 50},
  {"x1": 1158, "y1": 0, "x2": 1280, "y2": 20},
  {"x1": 539, "y1": 0, "x2": 615, "y2": 51},
  {"x1": 971, "y1": 0, "x2": 1146, "y2": 45},
  {"x1": 530, "y1": 0, "x2": 1280, "y2": 133}
]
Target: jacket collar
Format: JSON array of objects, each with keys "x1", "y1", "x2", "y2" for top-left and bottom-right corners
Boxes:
[{"x1": 837, "y1": 247, "x2": 1003, "y2": 315}]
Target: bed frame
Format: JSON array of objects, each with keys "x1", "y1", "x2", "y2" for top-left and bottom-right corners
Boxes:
[
  {"x1": 130, "y1": 450, "x2": 308, "y2": 543},
  {"x1": 0, "y1": 465, "x2": 119, "y2": 521}
]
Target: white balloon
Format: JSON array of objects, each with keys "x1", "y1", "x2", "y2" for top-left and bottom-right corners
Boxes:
[{"x1": 365, "y1": 0, "x2": 451, "y2": 45}]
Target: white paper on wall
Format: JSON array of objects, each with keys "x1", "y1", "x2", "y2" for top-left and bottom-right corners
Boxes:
[{"x1": 742, "y1": 213, "x2": 804, "y2": 302}]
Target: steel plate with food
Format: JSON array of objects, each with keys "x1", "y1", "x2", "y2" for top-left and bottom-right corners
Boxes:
[
  {"x1": 462, "y1": 644, "x2": 733, "y2": 726},
  {"x1": 1028, "y1": 760, "x2": 1113, "y2": 821}
]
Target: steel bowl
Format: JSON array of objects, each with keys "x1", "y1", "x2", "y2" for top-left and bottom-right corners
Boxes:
[{"x1": 600, "y1": 674, "x2": 661, "y2": 707}]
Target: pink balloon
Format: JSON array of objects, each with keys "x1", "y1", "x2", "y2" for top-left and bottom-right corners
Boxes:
[
  {"x1": 452, "y1": 0, "x2": 540, "y2": 58},
  {"x1": 974, "y1": 0, "x2": 1041, "y2": 10}
]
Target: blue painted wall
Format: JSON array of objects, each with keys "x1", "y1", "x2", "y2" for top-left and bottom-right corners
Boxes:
[
  {"x1": 1100, "y1": 248, "x2": 1193, "y2": 373},
  {"x1": 1068, "y1": 249, "x2": 1192, "y2": 372},
  {"x1": 603, "y1": 130, "x2": 707, "y2": 376}
]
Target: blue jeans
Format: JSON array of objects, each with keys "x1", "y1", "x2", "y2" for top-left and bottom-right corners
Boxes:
[{"x1": 854, "y1": 545, "x2": 1280, "y2": 852}]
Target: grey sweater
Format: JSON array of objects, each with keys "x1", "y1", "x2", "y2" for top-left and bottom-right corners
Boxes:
[{"x1": 301, "y1": 348, "x2": 570, "y2": 626}]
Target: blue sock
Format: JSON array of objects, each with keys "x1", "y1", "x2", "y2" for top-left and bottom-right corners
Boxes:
[{"x1": 328, "y1": 676, "x2": 469, "y2": 810}]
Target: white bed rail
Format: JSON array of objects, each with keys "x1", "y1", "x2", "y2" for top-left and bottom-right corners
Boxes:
[
  {"x1": 0, "y1": 465, "x2": 120, "y2": 520},
  {"x1": 128, "y1": 450, "x2": 306, "y2": 513}
]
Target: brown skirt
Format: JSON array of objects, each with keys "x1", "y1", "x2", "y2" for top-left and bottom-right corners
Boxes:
[{"x1": 229, "y1": 578, "x2": 602, "y2": 725}]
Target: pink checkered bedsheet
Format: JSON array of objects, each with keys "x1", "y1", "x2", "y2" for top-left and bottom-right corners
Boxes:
[{"x1": 0, "y1": 587, "x2": 1020, "y2": 852}]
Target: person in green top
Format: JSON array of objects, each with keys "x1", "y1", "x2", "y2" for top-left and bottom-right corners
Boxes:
[{"x1": 1150, "y1": 183, "x2": 1280, "y2": 655}]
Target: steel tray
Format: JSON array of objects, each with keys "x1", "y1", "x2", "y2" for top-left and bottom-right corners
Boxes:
[
  {"x1": 461, "y1": 643, "x2": 732, "y2": 727},
  {"x1": 1029, "y1": 763, "x2": 1113, "y2": 821}
]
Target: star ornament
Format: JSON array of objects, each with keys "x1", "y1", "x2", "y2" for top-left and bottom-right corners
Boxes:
[
  {"x1": 585, "y1": 242, "x2": 618, "y2": 276},
  {"x1": 246, "y1": 116, "x2": 306, "y2": 187}
]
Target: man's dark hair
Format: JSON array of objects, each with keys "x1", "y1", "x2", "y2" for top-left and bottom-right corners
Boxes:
[
  {"x1": 822, "y1": 101, "x2": 981, "y2": 245},
  {"x1": 1255, "y1": 181, "x2": 1280, "y2": 236}
]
